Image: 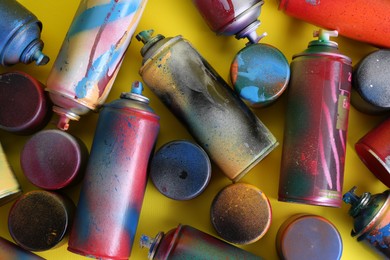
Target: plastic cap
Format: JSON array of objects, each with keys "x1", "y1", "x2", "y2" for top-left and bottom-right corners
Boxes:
[{"x1": 313, "y1": 29, "x2": 338, "y2": 42}]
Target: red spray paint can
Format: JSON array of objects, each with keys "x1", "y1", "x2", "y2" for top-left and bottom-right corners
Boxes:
[
  {"x1": 279, "y1": 30, "x2": 352, "y2": 207},
  {"x1": 278, "y1": 0, "x2": 390, "y2": 48},
  {"x1": 68, "y1": 82, "x2": 159, "y2": 259}
]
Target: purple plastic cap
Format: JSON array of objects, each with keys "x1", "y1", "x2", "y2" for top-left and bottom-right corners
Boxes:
[
  {"x1": 0, "y1": 71, "x2": 52, "y2": 135},
  {"x1": 21, "y1": 129, "x2": 88, "y2": 190}
]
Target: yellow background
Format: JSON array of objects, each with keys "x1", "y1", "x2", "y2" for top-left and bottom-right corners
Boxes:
[{"x1": 0, "y1": 0, "x2": 388, "y2": 259}]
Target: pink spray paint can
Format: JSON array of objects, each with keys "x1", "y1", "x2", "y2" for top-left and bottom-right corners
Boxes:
[
  {"x1": 46, "y1": 0, "x2": 148, "y2": 130},
  {"x1": 68, "y1": 82, "x2": 160, "y2": 259}
]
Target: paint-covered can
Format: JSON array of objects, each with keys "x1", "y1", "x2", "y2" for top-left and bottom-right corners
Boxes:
[
  {"x1": 279, "y1": 30, "x2": 352, "y2": 207},
  {"x1": 230, "y1": 42, "x2": 290, "y2": 107},
  {"x1": 140, "y1": 224, "x2": 262, "y2": 259},
  {"x1": 352, "y1": 49, "x2": 390, "y2": 114},
  {"x1": 210, "y1": 183, "x2": 272, "y2": 244},
  {"x1": 0, "y1": 236, "x2": 45, "y2": 260},
  {"x1": 68, "y1": 82, "x2": 160, "y2": 259},
  {"x1": 20, "y1": 129, "x2": 89, "y2": 190},
  {"x1": 278, "y1": 0, "x2": 390, "y2": 48},
  {"x1": 343, "y1": 186, "x2": 390, "y2": 258},
  {"x1": 8, "y1": 190, "x2": 75, "y2": 251},
  {"x1": 191, "y1": 0, "x2": 264, "y2": 43},
  {"x1": 355, "y1": 118, "x2": 390, "y2": 187},
  {"x1": 137, "y1": 29, "x2": 278, "y2": 182},
  {"x1": 0, "y1": 71, "x2": 52, "y2": 135},
  {"x1": 149, "y1": 140, "x2": 211, "y2": 200},
  {"x1": 0, "y1": 142, "x2": 21, "y2": 206},
  {"x1": 0, "y1": 0, "x2": 49, "y2": 66},
  {"x1": 46, "y1": 0, "x2": 148, "y2": 131},
  {"x1": 276, "y1": 214, "x2": 342, "y2": 260}
]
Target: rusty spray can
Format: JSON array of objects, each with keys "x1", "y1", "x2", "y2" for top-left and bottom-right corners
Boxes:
[
  {"x1": 140, "y1": 224, "x2": 262, "y2": 259},
  {"x1": 343, "y1": 186, "x2": 390, "y2": 258},
  {"x1": 46, "y1": 0, "x2": 148, "y2": 131},
  {"x1": 0, "y1": 142, "x2": 22, "y2": 206},
  {"x1": 191, "y1": 0, "x2": 290, "y2": 108},
  {"x1": 278, "y1": 0, "x2": 390, "y2": 48},
  {"x1": 68, "y1": 82, "x2": 159, "y2": 259},
  {"x1": 0, "y1": 0, "x2": 49, "y2": 66},
  {"x1": 279, "y1": 30, "x2": 352, "y2": 207},
  {"x1": 136, "y1": 29, "x2": 278, "y2": 182}
]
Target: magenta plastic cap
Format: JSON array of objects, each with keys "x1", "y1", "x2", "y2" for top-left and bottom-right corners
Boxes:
[
  {"x1": 0, "y1": 71, "x2": 52, "y2": 135},
  {"x1": 21, "y1": 129, "x2": 89, "y2": 190}
]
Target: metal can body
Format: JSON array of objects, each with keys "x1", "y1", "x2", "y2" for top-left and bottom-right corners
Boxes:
[
  {"x1": 191, "y1": 0, "x2": 263, "y2": 41},
  {"x1": 68, "y1": 86, "x2": 159, "y2": 259},
  {"x1": 343, "y1": 187, "x2": 390, "y2": 258},
  {"x1": 0, "y1": 237, "x2": 44, "y2": 260},
  {"x1": 279, "y1": 31, "x2": 352, "y2": 207},
  {"x1": 141, "y1": 224, "x2": 262, "y2": 259},
  {"x1": 46, "y1": 0, "x2": 148, "y2": 130},
  {"x1": 0, "y1": 142, "x2": 21, "y2": 206},
  {"x1": 355, "y1": 118, "x2": 390, "y2": 188},
  {"x1": 278, "y1": 0, "x2": 390, "y2": 48},
  {"x1": 0, "y1": 0, "x2": 48, "y2": 66},
  {"x1": 138, "y1": 31, "x2": 278, "y2": 182}
]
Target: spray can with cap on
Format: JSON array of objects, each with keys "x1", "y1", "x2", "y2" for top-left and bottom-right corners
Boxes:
[
  {"x1": 136, "y1": 29, "x2": 278, "y2": 182},
  {"x1": 279, "y1": 29, "x2": 352, "y2": 207},
  {"x1": 191, "y1": 0, "x2": 290, "y2": 107},
  {"x1": 68, "y1": 81, "x2": 159, "y2": 259},
  {"x1": 0, "y1": 0, "x2": 49, "y2": 66},
  {"x1": 46, "y1": 0, "x2": 148, "y2": 131}
]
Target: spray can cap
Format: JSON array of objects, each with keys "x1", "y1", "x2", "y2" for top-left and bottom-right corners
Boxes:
[
  {"x1": 342, "y1": 186, "x2": 372, "y2": 217},
  {"x1": 140, "y1": 232, "x2": 164, "y2": 260},
  {"x1": 136, "y1": 30, "x2": 166, "y2": 58},
  {"x1": 120, "y1": 81, "x2": 149, "y2": 104},
  {"x1": 309, "y1": 29, "x2": 339, "y2": 48}
]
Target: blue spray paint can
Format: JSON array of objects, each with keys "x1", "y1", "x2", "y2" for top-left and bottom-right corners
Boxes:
[
  {"x1": 343, "y1": 186, "x2": 390, "y2": 258},
  {"x1": 0, "y1": 0, "x2": 49, "y2": 66},
  {"x1": 46, "y1": 0, "x2": 148, "y2": 130},
  {"x1": 68, "y1": 82, "x2": 160, "y2": 259}
]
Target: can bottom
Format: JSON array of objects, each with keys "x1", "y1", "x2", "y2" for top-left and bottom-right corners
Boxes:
[
  {"x1": 278, "y1": 195, "x2": 342, "y2": 208},
  {"x1": 67, "y1": 246, "x2": 129, "y2": 260},
  {"x1": 232, "y1": 140, "x2": 279, "y2": 182}
]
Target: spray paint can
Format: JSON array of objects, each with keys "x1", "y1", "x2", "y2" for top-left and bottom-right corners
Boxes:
[
  {"x1": 343, "y1": 186, "x2": 390, "y2": 258},
  {"x1": 278, "y1": 0, "x2": 390, "y2": 48},
  {"x1": 140, "y1": 224, "x2": 262, "y2": 259},
  {"x1": 279, "y1": 30, "x2": 352, "y2": 207},
  {"x1": 0, "y1": 0, "x2": 49, "y2": 66},
  {"x1": 68, "y1": 82, "x2": 160, "y2": 259},
  {"x1": 191, "y1": 0, "x2": 264, "y2": 43},
  {"x1": 136, "y1": 30, "x2": 278, "y2": 182},
  {"x1": 0, "y1": 142, "x2": 22, "y2": 206},
  {"x1": 0, "y1": 237, "x2": 44, "y2": 260},
  {"x1": 46, "y1": 0, "x2": 148, "y2": 131},
  {"x1": 355, "y1": 117, "x2": 390, "y2": 188}
]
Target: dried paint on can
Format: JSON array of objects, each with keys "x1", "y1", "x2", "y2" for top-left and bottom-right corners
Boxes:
[
  {"x1": 0, "y1": 71, "x2": 52, "y2": 135},
  {"x1": 21, "y1": 129, "x2": 89, "y2": 190},
  {"x1": 210, "y1": 183, "x2": 272, "y2": 244},
  {"x1": 149, "y1": 140, "x2": 211, "y2": 200},
  {"x1": 8, "y1": 190, "x2": 75, "y2": 251}
]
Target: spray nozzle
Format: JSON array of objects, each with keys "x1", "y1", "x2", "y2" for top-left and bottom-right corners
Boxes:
[
  {"x1": 313, "y1": 29, "x2": 338, "y2": 42},
  {"x1": 131, "y1": 81, "x2": 143, "y2": 95},
  {"x1": 136, "y1": 30, "x2": 154, "y2": 44}
]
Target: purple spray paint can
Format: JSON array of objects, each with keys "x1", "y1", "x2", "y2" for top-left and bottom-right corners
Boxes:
[
  {"x1": 0, "y1": 0, "x2": 49, "y2": 66},
  {"x1": 278, "y1": 30, "x2": 352, "y2": 207},
  {"x1": 136, "y1": 29, "x2": 278, "y2": 182},
  {"x1": 68, "y1": 82, "x2": 160, "y2": 259},
  {"x1": 343, "y1": 187, "x2": 390, "y2": 258},
  {"x1": 140, "y1": 224, "x2": 262, "y2": 259},
  {"x1": 46, "y1": 0, "x2": 148, "y2": 130}
]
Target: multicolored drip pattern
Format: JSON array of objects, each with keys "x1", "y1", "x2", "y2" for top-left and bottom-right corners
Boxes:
[
  {"x1": 139, "y1": 34, "x2": 277, "y2": 181},
  {"x1": 145, "y1": 225, "x2": 262, "y2": 259},
  {"x1": 279, "y1": 53, "x2": 351, "y2": 207},
  {"x1": 46, "y1": 0, "x2": 147, "y2": 125},
  {"x1": 68, "y1": 92, "x2": 159, "y2": 259}
]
